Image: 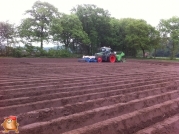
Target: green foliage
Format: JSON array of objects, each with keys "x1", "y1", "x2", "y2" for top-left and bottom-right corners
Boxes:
[
  {"x1": 0, "y1": 21, "x2": 18, "y2": 56},
  {"x1": 23, "y1": 44, "x2": 48, "y2": 57},
  {"x1": 158, "y1": 16, "x2": 179, "y2": 59},
  {"x1": 12, "y1": 47, "x2": 26, "y2": 57},
  {"x1": 109, "y1": 18, "x2": 138, "y2": 57},
  {"x1": 149, "y1": 27, "x2": 162, "y2": 57},
  {"x1": 71, "y1": 4, "x2": 111, "y2": 54},
  {"x1": 35, "y1": 47, "x2": 47, "y2": 56},
  {"x1": 24, "y1": 44, "x2": 35, "y2": 55},
  {"x1": 125, "y1": 19, "x2": 156, "y2": 57},
  {"x1": 18, "y1": 1, "x2": 60, "y2": 48},
  {"x1": 11, "y1": 46, "x2": 72, "y2": 58},
  {"x1": 1, "y1": 1, "x2": 179, "y2": 60},
  {"x1": 50, "y1": 13, "x2": 90, "y2": 52},
  {"x1": 108, "y1": 18, "x2": 121, "y2": 46},
  {"x1": 47, "y1": 48, "x2": 72, "y2": 58},
  {"x1": 0, "y1": 21, "x2": 16, "y2": 45}
]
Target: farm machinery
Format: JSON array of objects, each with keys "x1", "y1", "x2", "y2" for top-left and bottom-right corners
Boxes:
[{"x1": 78, "y1": 46, "x2": 125, "y2": 63}]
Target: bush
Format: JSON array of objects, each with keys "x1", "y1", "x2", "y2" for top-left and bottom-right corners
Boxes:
[
  {"x1": 12, "y1": 47, "x2": 26, "y2": 57},
  {"x1": 47, "y1": 48, "x2": 72, "y2": 58},
  {"x1": 11, "y1": 45, "x2": 73, "y2": 58},
  {"x1": 35, "y1": 47, "x2": 48, "y2": 57}
]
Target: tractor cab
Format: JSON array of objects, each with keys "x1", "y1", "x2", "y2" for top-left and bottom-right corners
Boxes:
[
  {"x1": 99, "y1": 47, "x2": 111, "y2": 52},
  {"x1": 97, "y1": 47, "x2": 112, "y2": 56}
]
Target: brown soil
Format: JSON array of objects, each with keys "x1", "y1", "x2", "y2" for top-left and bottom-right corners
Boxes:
[{"x1": 0, "y1": 58, "x2": 179, "y2": 134}]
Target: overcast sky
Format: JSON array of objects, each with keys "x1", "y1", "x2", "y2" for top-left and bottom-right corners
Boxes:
[{"x1": 0, "y1": 0, "x2": 179, "y2": 27}]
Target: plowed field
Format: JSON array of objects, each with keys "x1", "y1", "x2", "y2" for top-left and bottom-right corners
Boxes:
[{"x1": 0, "y1": 58, "x2": 179, "y2": 134}]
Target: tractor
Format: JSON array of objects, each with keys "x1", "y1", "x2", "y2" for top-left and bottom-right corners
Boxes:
[
  {"x1": 94, "y1": 47, "x2": 125, "y2": 63},
  {"x1": 78, "y1": 46, "x2": 125, "y2": 63}
]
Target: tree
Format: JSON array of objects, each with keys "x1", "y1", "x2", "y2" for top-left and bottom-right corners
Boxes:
[
  {"x1": 0, "y1": 21, "x2": 17, "y2": 56},
  {"x1": 50, "y1": 13, "x2": 90, "y2": 53},
  {"x1": 108, "y1": 18, "x2": 121, "y2": 48},
  {"x1": 18, "y1": 1, "x2": 59, "y2": 49},
  {"x1": 71, "y1": 4, "x2": 111, "y2": 54},
  {"x1": 108, "y1": 18, "x2": 138, "y2": 57},
  {"x1": 149, "y1": 27, "x2": 161, "y2": 58},
  {"x1": 125, "y1": 19, "x2": 155, "y2": 58},
  {"x1": 158, "y1": 16, "x2": 179, "y2": 59}
]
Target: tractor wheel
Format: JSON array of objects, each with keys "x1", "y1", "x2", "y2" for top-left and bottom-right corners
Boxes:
[
  {"x1": 97, "y1": 57, "x2": 102, "y2": 63},
  {"x1": 109, "y1": 54, "x2": 116, "y2": 63}
]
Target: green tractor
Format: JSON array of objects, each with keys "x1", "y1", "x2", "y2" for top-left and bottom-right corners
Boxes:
[{"x1": 95, "y1": 47, "x2": 125, "y2": 63}]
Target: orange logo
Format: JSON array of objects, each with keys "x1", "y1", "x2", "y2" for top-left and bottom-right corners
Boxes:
[{"x1": 1, "y1": 116, "x2": 19, "y2": 133}]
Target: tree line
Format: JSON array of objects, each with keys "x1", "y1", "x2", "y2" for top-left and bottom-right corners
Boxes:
[{"x1": 0, "y1": 1, "x2": 179, "y2": 59}]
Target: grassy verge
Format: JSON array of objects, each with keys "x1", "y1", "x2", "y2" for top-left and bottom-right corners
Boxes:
[{"x1": 128, "y1": 57, "x2": 179, "y2": 62}]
